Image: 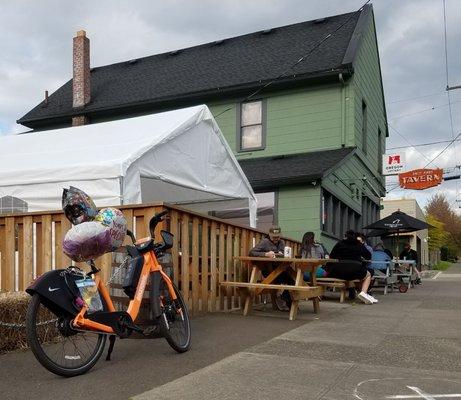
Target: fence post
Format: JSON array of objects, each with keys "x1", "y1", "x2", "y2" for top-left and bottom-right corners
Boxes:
[{"x1": 1, "y1": 217, "x2": 15, "y2": 291}]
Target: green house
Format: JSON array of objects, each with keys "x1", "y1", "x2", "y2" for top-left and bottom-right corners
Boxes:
[{"x1": 18, "y1": 5, "x2": 387, "y2": 249}]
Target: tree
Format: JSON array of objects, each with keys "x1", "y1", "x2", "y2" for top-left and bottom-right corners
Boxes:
[
  {"x1": 426, "y1": 214, "x2": 448, "y2": 252},
  {"x1": 425, "y1": 194, "x2": 461, "y2": 257},
  {"x1": 426, "y1": 193, "x2": 454, "y2": 223}
]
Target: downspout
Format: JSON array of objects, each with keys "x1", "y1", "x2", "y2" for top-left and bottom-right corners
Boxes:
[{"x1": 339, "y1": 73, "x2": 347, "y2": 147}]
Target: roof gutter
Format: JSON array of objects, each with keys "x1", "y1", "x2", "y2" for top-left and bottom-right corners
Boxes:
[{"x1": 18, "y1": 67, "x2": 352, "y2": 128}]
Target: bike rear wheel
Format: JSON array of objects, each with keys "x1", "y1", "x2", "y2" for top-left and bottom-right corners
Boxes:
[
  {"x1": 26, "y1": 293, "x2": 107, "y2": 377},
  {"x1": 159, "y1": 281, "x2": 191, "y2": 353}
]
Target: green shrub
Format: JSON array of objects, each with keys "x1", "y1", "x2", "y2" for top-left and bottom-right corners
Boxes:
[{"x1": 432, "y1": 261, "x2": 452, "y2": 271}]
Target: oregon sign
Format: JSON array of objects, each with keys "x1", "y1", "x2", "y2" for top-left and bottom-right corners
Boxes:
[{"x1": 399, "y1": 168, "x2": 443, "y2": 190}]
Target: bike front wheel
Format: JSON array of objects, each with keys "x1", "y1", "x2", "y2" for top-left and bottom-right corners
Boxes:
[
  {"x1": 159, "y1": 281, "x2": 191, "y2": 353},
  {"x1": 26, "y1": 294, "x2": 107, "y2": 377}
]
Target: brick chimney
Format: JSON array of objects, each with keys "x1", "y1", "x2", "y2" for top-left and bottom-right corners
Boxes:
[{"x1": 72, "y1": 30, "x2": 90, "y2": 126}]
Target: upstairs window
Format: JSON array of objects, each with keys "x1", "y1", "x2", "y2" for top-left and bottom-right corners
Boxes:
[
  {"x1": 362, "y1": 100, "x2": 368, "y2": 154},
  {"x1": 239, "y1": 100, "x2": 265, "y2": 151}
]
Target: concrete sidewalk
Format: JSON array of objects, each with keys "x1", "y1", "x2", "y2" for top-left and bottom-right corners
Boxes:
[
  {"x1": 135, "y1": 268, "x2": 461, "y2": 400},
  {"x1": 1, "y1": 266, "x2": 460, "y2": 400}
]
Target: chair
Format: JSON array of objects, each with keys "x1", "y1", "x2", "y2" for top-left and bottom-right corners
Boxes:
[{"x1": 370, "y1": 261, "x2": 396, "y2": 295}]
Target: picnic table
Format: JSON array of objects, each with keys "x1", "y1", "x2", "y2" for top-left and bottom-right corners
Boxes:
[
  {"x1": 391, "y1": 259, "x2": 418, "y2": 293},
  {"x1": 220, "y1": 256, "x2": 336, "y2": 320}
]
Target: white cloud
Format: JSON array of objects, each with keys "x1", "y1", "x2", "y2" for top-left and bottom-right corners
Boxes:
[{"x1": 1, "y1": 0, "x2": 461, "y2": 212}]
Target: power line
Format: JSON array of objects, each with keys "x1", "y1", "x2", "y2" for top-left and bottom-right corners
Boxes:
[
  {"x1": 386, "y1": 122, "x2": 434, "y2": 165},
  {"x1": 384, "y1": 129, "x2": 461, "y2": 193},
  {"x1": 213, "y1": 0, "x2": 371, "y2": 120},
  {"x1": 387, "y1": 138, "x2": 461, "y2": 151},
  {"x1": 389, "y1": 100, "x2": 461, "y2": 121},
  {"x1": 386, "y1": 91, "x2": 445, "y2": 105},
  {"x1": 442, "y1": 0, "x2": 460, "y2": 201},
  {"x1": 423, "y1": 132, "x2": 461, "y2": 168},
  {"x1": 443, "y1": 0, "x2": 450, "y2": 94}
]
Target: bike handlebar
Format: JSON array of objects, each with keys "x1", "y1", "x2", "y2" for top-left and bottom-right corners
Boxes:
[
  {"x1": 149, "y1": 210, "x2": 169, "y2": 237},
  {"x1": 125, "y1": 210, "x2": 169, "y2": 244}
]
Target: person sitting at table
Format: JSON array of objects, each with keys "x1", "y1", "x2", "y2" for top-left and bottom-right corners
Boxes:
[
  {"x1": 383, "y1": 245, "x2": 393, "y2": 259},
  {"x1": 399, "y1": 243, "x2": 422, "y2": 284},
  {"x1": 357, "y1": 233, "x2": 374, "y2": 276},
  {"x1": 300, "y1": 231, "x2": 328, "y2": 259},
  {"x1": 249, "y1": 225, "x2": 285, "y2": 258},
  {"x1": 249, "y1": 226, "x2": 294, "y2": 310},
  {"x1": 371, "y1": 242, "x2": 392, "y2": 272},
  {"x1": 324, "y1": 230, "x2": 377, "y2": 305},
  {"x1": 300, "y1": 231, "x2": 329, "y2": 281}
]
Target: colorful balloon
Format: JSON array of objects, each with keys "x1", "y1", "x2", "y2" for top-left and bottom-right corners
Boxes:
[
  {"x1": 94, "y1": 208, "x2": 127, "y2": 251},
  {"x1": 63, "y1": 221, "x2": 112, "y2": 262},
  {"x1": 62, "y1": 186, "x2": 98, "y2": 225}
]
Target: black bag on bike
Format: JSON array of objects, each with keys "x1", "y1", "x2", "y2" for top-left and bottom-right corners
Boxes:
[{"x1": 122, "y1": 256, "x2": 144, "y2": 299}]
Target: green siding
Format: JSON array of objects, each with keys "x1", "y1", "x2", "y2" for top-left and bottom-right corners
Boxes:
[
  {"x1": 210, "y1": 103, "x2": 237, "y2": 150},
  {"x1": 211, "y1": 84, "x2": 350, "y2": 159},
  {"x1": 209, "y1": 12, "x2": 387, "y2": 247},
  {"x1": 322, "y1": 153, "x2": 381, "y2": 214},
  {"x1": 277, "y1": 186, "x2": 321, "y2": 241},
  {"x1": 350, "y1": 14, "x2": 386, "y2": 190}
]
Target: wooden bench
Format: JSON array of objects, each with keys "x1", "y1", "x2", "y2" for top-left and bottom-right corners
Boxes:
[
  {"x1": 316, "y1": 278, "x2": 360, "y2": 303},
  {"x1": 220, "y1": 281, "x2": 323, "y2": 320}
]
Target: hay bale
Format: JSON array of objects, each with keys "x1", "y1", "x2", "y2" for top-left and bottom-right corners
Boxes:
[{"x1": 0, "y1": 291, "x2": 30, "y2": 353}]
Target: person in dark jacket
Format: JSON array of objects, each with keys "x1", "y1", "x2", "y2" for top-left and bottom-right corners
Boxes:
[
  {"x1": 399, "y1": 243, "x2": 418, "y2": 263},
  {"x1": 249, "y1": 226, "x2": 292, "y2": 310},
  {"x1": 399, "y1": 243, "x2": 422, "y2": 284},
  {"x1": 249, "y1": 226, "x2": 285, "y2": 258},
  {"x1": 326, "y1": 230, "x2": 377, "y2": 304}
]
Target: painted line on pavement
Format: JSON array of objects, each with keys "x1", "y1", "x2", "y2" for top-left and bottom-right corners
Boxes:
[{"x1": 432, "y1": 272, "x2": 442, "y2": 280}]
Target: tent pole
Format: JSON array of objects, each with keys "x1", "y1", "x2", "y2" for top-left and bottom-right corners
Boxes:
[{"x1": 119, "y1": 176, "x2": 124, "y2": 206}]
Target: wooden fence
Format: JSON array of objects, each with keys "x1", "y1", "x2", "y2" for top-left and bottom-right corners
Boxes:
[{"x1": 0, "y1": 203, "x2": 301, "y2": 315}]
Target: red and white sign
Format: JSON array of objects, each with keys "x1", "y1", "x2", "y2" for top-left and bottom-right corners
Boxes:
[
  {"x1": 383, "y1": 153, "x2": 406, "y2": 175},
  {"x1": 399, "y1": 168, "x2": 444, "y2": 190}
]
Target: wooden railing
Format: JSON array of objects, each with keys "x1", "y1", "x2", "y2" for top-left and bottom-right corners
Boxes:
[{"x1": 0, "y1": 203, "x2": 301, "y2": 315}]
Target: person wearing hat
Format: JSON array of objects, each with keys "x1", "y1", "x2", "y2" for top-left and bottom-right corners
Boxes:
[
  {"x1": 249, "y1": 226, "x2": 293, "y2": 310},
  {"x1": 249, "y1": 226, "x2": 285, "y2": 258}
]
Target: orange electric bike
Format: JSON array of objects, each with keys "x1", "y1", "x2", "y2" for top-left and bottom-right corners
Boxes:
[{"x1": 25, "y1": 210, "x2": 191, "y2": 377}]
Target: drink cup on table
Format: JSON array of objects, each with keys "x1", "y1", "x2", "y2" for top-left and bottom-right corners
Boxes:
[{"x1": 284, "y1": 246, "x2": 292, "y2": 258}]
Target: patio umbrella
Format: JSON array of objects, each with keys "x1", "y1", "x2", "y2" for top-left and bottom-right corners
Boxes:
[
  {"x1": 364, "y1": 210, "x2": 430, "y2": 233},
  {"x1": 363, "y1": 210, "x2": 432, "y2": 255}
]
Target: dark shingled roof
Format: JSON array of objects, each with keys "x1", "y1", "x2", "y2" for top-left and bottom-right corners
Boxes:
[
  {"x1": 238, "y1": 147, "x2": 355, "y2": 190},
  {"x1": 18, "y1": 6, "x2": 371, "y2": 128}
]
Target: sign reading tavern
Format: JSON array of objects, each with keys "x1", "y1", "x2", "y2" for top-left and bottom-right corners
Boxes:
[{"x1": 399, "y1": 168, "x2": 443, "y2": 190}]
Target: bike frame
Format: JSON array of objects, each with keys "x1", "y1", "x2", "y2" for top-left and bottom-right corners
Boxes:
[{"x1": 72, "y1": 243, "x2": 177, "y2": 334}]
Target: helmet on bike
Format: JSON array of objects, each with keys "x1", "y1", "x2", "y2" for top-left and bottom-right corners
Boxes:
[{"x1": 62, "y1": 187, "x2": 98, "y2": 225}]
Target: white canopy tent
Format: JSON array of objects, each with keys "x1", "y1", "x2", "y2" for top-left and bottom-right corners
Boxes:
[{"x1": 0, "y1": 105, "x2": 257, "y2": 227}]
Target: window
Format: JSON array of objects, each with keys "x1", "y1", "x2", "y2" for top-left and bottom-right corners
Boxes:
[
  {"x1": 0, "y1": 196, "x2": 28, "y2": 214},
  {"x1": 238, "y1": 100, "x2": 265, "y2": 151},
  {"x1": 362, "y1": 100, "x2": 367, "y2": 154},
  {"x1": 361, "y1": 196, "x2": 379, "y2": 231},
  {"x1": 322, "y1": 190, "x2": 360, "y2": 239},
  {"x1": 378, "y1": 128, "x2": 382, "y2": 173}
]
